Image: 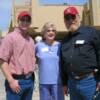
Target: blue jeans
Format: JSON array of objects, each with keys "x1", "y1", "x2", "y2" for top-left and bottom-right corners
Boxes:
[
  {"x1": 5, "y1": 78, "x2": 34, "y2": 100},
  {"x1": 68, "y1": 75, "x2": 97, "y2": 100},
  {"x1": 39, "y1": 84, "x2": 64, "y2": 100}
]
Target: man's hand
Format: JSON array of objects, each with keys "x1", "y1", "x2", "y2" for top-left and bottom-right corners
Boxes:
[
  {"x1": 96, "y1": 82, "x2": 100, "y2": 91},
  {"x1": 9, "y1": 79, "x2": 21, "y2": 94},
  {"x1": 0, "y1": 62, "x2": 21, "y2": 93},
  {"x1": 63, "y1": 86, "x2": 68, "y2": 96}
]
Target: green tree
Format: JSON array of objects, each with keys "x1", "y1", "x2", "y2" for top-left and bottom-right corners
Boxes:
[{"x1": 63, "y1": 2, "x2": 68, "y2": 5}]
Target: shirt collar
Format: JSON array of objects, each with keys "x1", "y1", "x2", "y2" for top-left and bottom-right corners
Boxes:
[
  {"x1": 14, "y1": 27, "x2": 29, "y2": 39},
  {"x1": 76, "y1": 25, "x2": 86, "y2": 34},
  {"x1": 14, "y1": 27, "x2": 22, "y2": 34}
]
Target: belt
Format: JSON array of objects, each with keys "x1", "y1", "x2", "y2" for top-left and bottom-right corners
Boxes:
[
  {"x1": 12, "y1": 73, "x2": 33, "y2": 79},
  {"x1": 71, "y1": 72, "x2": 94, "y2": 80}
]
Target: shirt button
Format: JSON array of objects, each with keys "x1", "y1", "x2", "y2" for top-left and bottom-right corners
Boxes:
[
  {"x1": 72, "y1": 72, "x2": 74, "y2": 74},
  {"x1": 70, "y1": 56, "x2": 72, "y2": 58},
  {"x1": 70, "y1": 63, "x2": 73, "y2": 66}
]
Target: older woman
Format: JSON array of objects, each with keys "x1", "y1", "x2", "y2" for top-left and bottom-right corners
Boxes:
[{"x1": 35, "y1": 22, "x2": 64, "y2": 100}]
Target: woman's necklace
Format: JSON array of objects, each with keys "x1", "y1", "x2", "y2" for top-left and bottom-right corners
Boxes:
[{"x1": 45, "y1": 41, "x2": 56, "y2": 53}]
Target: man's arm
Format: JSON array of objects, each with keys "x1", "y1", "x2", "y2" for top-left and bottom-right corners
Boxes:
[
  {"x1": 0, "y1": 35, "x2": 21, "y2": 93},
  {"x1": 0, "y1": 60, "x2": 21, "y2": 93},
  {"x1": 92, "y1": 29, "x2": 100, "y2": 90},
  {"x1": 60, "y1": 47, "x2": 68, "y2": 95},
  {"x1": 0, "y1": 60, "x2": 14, "y2": 83}
]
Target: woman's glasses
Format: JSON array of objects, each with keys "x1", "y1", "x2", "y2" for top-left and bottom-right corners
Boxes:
[{"x1": 47, "y1": 29, "x2": 56, "y2": 32}]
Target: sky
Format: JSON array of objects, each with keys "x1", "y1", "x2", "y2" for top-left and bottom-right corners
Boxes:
[
  {"x1": 0, "y1": 0, "x2": 12, "y2": 31},
  {"x1": 0, "y1": 0, "x2": 88, "y2": 31},
  {"x1": 40, "y1": 0, "x2": 87, "y2": 5}
]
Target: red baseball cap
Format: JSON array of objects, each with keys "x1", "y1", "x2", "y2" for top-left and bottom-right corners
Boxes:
[
  {"x1": 64, "y1": 6, "x2": 79, "y2": 16},
  {"x1": 17, "y1": 11, "x2": 31, "y2": 20}
]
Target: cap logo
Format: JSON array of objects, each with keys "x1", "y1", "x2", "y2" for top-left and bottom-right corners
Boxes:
[{"x1": 67, "y1": 9, "x2": 71, "y2": 13}]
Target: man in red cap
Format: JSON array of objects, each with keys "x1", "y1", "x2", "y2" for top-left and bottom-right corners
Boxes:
[
  {"x1": 61, "y1": 6, "x2": 100, "y2": 100},
  {"x1": 0, "y1": 11, "x2": 36, "y2": 100}
]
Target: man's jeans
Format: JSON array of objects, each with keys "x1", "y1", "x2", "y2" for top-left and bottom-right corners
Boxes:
[
  {"x1": 68, "y1": 75, "x2": 97, "y2": 100},
  {"x1": 5, "y1": 78, "x2": 34, "y2": 100}
]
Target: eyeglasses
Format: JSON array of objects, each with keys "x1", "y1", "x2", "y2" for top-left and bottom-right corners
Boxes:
[
  {"x1": 47, "y1": 29, "x2": 56, "y2": 32},
  {"x1": 64, "y1": 14, "x2": 76, "y2": 21},
  {"x1": 19, "y1": 16, "x2": 31, "y2": 23}
]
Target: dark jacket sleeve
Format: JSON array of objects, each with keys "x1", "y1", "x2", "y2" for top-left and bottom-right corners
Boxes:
[
  {"x1": 60, "y1": 45, "x2": 68, "y2": 86},
  {"x1": 92, "y1": 29, "x2": 100, "y2": 81}
]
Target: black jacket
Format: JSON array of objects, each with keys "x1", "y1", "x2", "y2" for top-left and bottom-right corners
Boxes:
[{"x1": 61, "y1": 26, "x2": 100, "y2": 85}]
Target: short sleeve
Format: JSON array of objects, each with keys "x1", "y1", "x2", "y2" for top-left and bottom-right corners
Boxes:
[{"x1": 0, "y1": 35, "x2": 13, "y2": 62}]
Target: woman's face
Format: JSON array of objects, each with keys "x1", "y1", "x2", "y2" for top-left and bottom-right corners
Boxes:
[{"x1": 44, "y1": 27, "x2": 56, "y2": 41}]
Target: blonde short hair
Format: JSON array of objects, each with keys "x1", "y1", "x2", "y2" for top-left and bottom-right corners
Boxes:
[{"x1": 41, "y1": 22, "x2": 56, "y2": 37}]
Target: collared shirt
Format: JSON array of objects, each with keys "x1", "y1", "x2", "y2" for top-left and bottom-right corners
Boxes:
[
  {"x1": 61, "y1": 26, "x2": 100, "y2": 83},
  {"x1": 36, "y1": 41, "x2": 61, "y2": 84},
  {"x1": 0, "y1": 28, "x2": 36, "y2": 75}
]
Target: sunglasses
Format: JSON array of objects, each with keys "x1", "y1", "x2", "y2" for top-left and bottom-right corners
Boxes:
[
  {"x1": 64, "y1": 14, "x2": 76, "y2": 21},
  {"x1": 47, "y1": 29, "x2": 56, "y2": 32},
  {"x1": 20, "y1": 16, "x2": 31, "y2": 23}
]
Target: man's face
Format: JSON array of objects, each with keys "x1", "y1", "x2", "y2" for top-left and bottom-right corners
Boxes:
[
  {"x1": 18, "y1": 16, "x2": 31, "y2": 31},
  {"x1": 64, "y1": 14, "x2": 79, "y2": 32}
]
